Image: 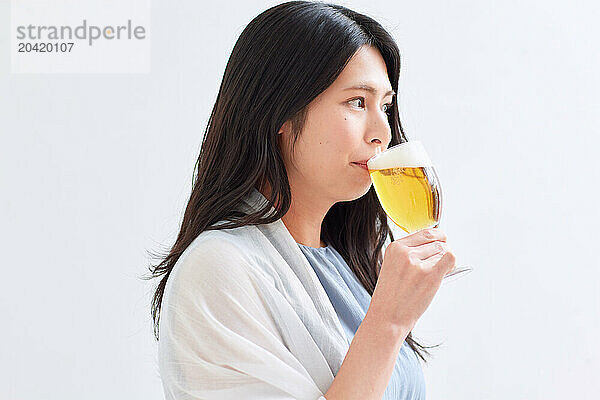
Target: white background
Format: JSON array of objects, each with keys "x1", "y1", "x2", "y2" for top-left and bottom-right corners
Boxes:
[{"x1": 1, "y1": 0, "x2": 599, "y2": 399}]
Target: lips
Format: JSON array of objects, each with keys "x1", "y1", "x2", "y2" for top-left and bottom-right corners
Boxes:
[{"x1": 352, "y1": 162, "x2": 368, "y2": 171}]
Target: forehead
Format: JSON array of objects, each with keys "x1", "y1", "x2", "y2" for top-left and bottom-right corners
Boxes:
[{"x1": 327, "y1": 45, "x2": 392, "y2": 94}]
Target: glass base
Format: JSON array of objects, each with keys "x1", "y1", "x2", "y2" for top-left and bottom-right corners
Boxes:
[{"x1": 442, "y1": 266, "x2": 473, "y2": 281}]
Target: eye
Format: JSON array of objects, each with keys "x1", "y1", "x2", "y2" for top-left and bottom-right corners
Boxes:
[
  {"x1": 348, "y1": 97, "x2": 365, "y2": 108},
  {"x1": 383, "y1": 103, "x2": 394, "y2": 115},
  {"x1": 348, "y1": 97, "x2": 394, "y2": 115}
]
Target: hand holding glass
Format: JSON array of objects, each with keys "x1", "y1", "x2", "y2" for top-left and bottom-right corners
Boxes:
[{"x1": 366, "y1": 140, "x2": 472, "y2": 280}]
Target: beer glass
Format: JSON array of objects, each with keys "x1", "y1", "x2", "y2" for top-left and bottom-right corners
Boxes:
[{"x1": 367, "y1": 140, "x2": 472, "y2": 279}]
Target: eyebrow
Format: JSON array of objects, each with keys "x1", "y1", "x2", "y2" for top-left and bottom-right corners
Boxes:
[{"x1": 343, "y1": 83, "x2": 396, "y2": 98}]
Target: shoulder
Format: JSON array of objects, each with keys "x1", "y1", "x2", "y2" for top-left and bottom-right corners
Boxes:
[
  {"x1": 166, "y1": 226, "x2": 274, "y2": 298},
  {"x1": 174, "y1": 227, "x2": 253, "y2": 275},
  {"x1": 182, "y1": 228, "x2": 252, "y2": 260}
]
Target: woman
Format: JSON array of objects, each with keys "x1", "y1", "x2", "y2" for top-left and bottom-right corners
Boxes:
[{"x1": 147, "y1": 1, "x2": 456, "y2": 399}]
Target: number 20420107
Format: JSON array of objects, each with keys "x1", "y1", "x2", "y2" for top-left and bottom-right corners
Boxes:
[{"x1": 18, "y1": 42, "x2": 74, "y2": 52}]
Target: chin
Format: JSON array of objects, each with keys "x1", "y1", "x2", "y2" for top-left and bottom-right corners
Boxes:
[{"x1": 341, "y1": 182, "x2": 373, "y2": 202}]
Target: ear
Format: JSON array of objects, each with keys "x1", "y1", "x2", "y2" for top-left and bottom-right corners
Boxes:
[
  {"x1": 278, "y1": 120, "x2": 292, "y2": 136},
  {"x1": 276, "y1": 120, "x2": 293, "y2": 160}
]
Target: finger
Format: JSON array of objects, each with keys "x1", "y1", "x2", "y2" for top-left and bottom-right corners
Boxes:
[
  {"x1": 409, "y1": 240, "x2": 447, "y2": 260},
  {"x1": 432, "y1": 251, "x2": 456, "y2": 276},
  {"x1": 421, "y1": 252, "x2": 444, "y2": 270},
  {"x1": 401, "y1": 228, "x2": 447, "y2": 247}
]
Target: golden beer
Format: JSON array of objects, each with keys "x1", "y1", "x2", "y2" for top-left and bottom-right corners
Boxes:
[
  {"x1": 367, "y1": 141, "x2": 441, "y2": 233},
  {"x1": 369, "y1": 166, "x2": 441, "y2": 233}
]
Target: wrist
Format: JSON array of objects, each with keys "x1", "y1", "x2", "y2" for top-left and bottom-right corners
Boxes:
[{"x1": 364, "y1": 303, "x2": 413, "y2": 343}]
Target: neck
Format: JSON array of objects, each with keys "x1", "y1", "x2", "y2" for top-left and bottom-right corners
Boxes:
[{"x1": 258, "y1": 181, "x2": 331, "y2": 248}]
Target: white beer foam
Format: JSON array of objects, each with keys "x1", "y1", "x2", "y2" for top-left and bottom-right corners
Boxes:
[{"x1": 367, "y1": 141, "x2": 433, "y2": 169}]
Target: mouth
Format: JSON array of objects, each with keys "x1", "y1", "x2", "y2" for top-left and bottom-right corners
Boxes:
[{"x1": 351, "y1": 162, "x2": 368, "y2": 171}]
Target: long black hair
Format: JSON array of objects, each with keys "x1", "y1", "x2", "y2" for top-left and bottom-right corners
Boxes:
[{"x1": 144, "y1": 0, "x2": 437, "y2": 361}]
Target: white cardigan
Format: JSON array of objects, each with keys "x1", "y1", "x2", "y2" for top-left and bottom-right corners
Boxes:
[{"x1": 158, "y1": 188, "x2": 350, "y2": 399}]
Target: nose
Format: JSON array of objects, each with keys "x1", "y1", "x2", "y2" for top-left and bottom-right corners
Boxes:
[{"x1": 365, "y1": 109, "x2": 392, "y2": 148}]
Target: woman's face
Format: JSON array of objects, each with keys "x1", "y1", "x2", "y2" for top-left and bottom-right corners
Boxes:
[{"x1": 279, "y1": 45, "x2": 394, "y2": 203}]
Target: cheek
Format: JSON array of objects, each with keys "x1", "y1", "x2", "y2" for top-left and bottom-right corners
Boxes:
[
  {"x1": 323, "y1": 111, "x2": 361, "y2": 149},
  {"x1": 299, "y1": 108, "x2": 364, "y2": 176}
]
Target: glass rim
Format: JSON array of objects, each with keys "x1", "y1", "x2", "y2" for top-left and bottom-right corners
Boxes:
[{"x1": 369, "y1": 140, "x2": 424, "y2": 163}]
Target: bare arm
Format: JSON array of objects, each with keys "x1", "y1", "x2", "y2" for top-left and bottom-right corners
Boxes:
[
  {"x1": 323, "y1": 228, "x2": 456, "y2": 400},
  {"x1": 323, "y1": 305, "x2": 410, "y2": 400}
]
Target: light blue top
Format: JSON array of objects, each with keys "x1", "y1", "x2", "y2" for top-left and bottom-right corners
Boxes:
[{"x1": 298, "y1": 242, "x2": 426, "y2": 400}]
